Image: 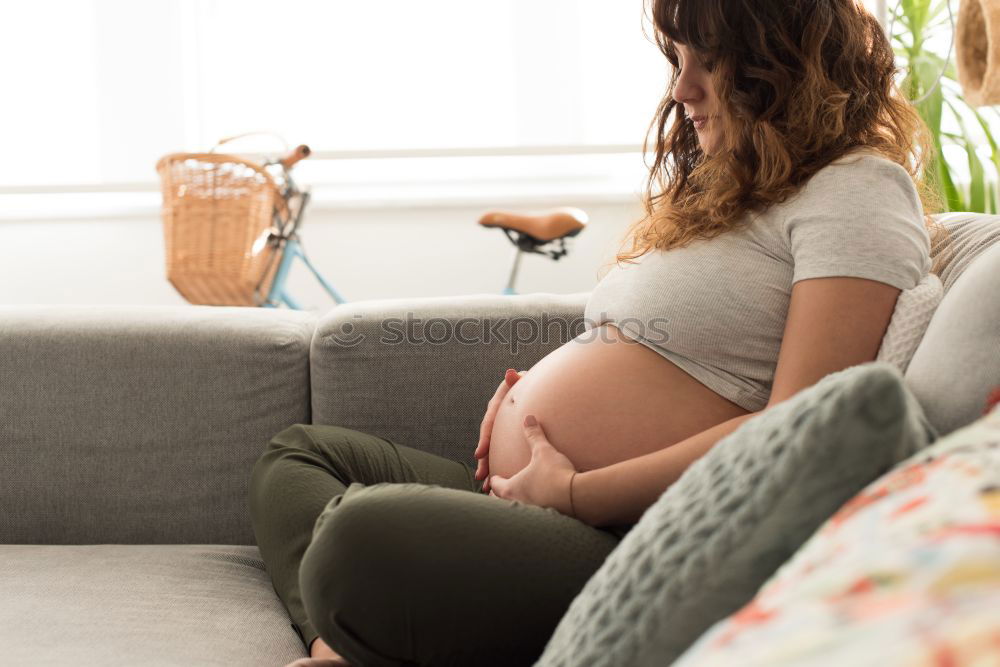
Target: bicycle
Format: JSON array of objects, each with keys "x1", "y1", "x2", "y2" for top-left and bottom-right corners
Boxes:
[{"x1": 158, "y1": 133, "x2": 588, "y2": 307}]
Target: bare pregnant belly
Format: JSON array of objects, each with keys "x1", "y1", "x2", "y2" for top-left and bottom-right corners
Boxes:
[{"x1": 487, "y1": 323, "x2": 753, "y2": 481}]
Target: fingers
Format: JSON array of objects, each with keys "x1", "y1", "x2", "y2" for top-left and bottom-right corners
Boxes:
[
  {"x1": 474, "y1": 432, "x2": 489, "y2": 459},
  {"x1": 475, "y1": 456, "x2": 490, "y2": 484},
  {"x1": 475, "y1": 369, "x2": 523, "y2": 478},
  {"x1": 504, "y1": 368, "x2": 526, "y2": 387},
  {"x1": 476, "y1": 382, "x2": 504, "y2": 454},
  {"x1": 522, "y1": 413, "x2": 546, "y2": 451},
  {"x1": 489, "y1": 475, "x2": 506, "y2": 497},
  {"x1": 523, "y1": 413, "x2": 540, "y2": 435},
  {"x1": 476, "y1": 372, "x2": 516, "y2": 457}
]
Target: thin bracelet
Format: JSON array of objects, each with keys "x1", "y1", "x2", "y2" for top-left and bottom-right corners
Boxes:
[{"x1": 569, "y1": 471, "x2": 579, "y2": 518}]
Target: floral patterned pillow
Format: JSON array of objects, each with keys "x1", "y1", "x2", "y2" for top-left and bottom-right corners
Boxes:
[{"x1": 673, "y1": 404, "x2": 1000, "y2": 667}]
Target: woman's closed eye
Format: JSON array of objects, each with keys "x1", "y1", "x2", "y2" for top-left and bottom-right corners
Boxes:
[{"x1": 677, "y1": 52, "x2": 714, "y2": 73}]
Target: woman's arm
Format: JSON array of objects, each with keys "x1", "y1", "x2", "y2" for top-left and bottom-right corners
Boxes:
[{"x1": 572, "y1": 411, "x2": 760, "y2": 527}]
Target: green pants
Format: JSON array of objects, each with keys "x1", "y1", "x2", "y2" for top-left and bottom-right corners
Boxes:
[{"x1": 248, "y1": 423, "x2": 633, "y2": 667}]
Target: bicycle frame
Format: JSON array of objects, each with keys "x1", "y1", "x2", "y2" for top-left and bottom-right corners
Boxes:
[{"x1": 260, "y1": 235, "x2": 348, "y2": 309}]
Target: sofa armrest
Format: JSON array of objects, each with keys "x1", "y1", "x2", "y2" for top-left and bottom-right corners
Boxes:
[{"x1": 311, "y1": 291, "x2": 590, "y2": 468}]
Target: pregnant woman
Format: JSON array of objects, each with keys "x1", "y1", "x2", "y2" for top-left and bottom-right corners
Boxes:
[{"x1": 249, "y1": 1, "x2": 947, "y2": 665}]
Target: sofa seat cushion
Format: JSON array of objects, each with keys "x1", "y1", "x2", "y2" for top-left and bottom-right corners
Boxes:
[{"x1": 0, "y1": 544, "x2": 306, "y2": 666}]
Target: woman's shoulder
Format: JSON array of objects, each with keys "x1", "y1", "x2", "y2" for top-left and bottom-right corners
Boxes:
[
  {"x1": 786, "y1": 147, "x2": 918, "y2": 209},
  {"x1": 811, "y1": 146, "x2": 913, "y2": 184}
]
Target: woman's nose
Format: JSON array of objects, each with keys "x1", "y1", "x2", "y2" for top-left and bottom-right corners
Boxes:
[{"x1": 672, "y1": 74, "x2": 702, "y2": 105}]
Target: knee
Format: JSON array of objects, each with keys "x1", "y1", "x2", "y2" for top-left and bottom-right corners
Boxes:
[
  {"x1": 264, "y1": 422, "x2": 378, "y2": 459},
  {"x1": 249, "y1": 424, "x2": 334, "y2": 515},
  {"x1": 266, "y1": 423, "x2": 326, "y2": 454},
  {"x1": 249, "y1": 424, "x2": 308, "y2": 489},
  {"x1": 251, "y1": 423, "x2": 355, "y2": 480}
]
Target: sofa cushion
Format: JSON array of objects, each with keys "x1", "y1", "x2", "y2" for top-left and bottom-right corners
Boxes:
[
  {"x1": 906, "y1": 239, "x2": 1000, "y2": 436},
  {"x1": 310, "y1": 292, "x2": 590, "y2": 467},
  {"x1": 930, "y1": 212, "x2": 1000, "y2": 291},
  {"x1": 534, "y1": 361, "x2": 936, "y2": 667},
  {"x1": 0, "y1": 545, "x2": 307, "y2": 666},
  {"x1": 875, "y1": 271, "x2": 943, "y2": 374},
  {"x1": 672, "y1": 404, "x2": 1000, "y2": 667},
  {"x1": 0, "y1": 305, "x2": 315, "y2": 545}
]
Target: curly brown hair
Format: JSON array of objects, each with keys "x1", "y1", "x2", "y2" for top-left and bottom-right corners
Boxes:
[{"x1": 603, "y1": 0, "x2": 950, "y2": 278}]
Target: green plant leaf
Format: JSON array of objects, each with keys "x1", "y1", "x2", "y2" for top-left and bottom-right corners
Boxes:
[
  {"x1": 932, "y1": 131, "x2": 965, "y2": 211},
  {"x1": 920, "y1": 51, "x2": 956, "y2": 83},
  {"x1": 949, "y1": 99, "x2": 994, "y2": 213},
  {"x1": 913, "y1": 55, "x2": 944, "y2": 133},
  {"x1": 898, "y1": 0, "x2": 919, "y2": 42},
  {"x1": 890, "y1": 0, "x2": 911, "y2": 31},
  {"x1": 908, "y1": 0, "x2": 933, "y2": 41},
  {"x1": 964, "y1": 137, "x2": 986, "y2": 212},
  {"x1": 967, "y1": 103, "x2": 1000, "y2": 176},
  {"x1": 957, "y1": 101, "x2": 1000, "y2": 213},
  {"x1": 927, "y1": 0, "x2": 948, "y2": 20},
  {"x1": 947, "y1": 97, "x2": 994, "y2": 212}
]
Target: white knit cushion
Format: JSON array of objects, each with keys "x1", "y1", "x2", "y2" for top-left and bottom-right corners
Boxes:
[
  {"x1": 534, "y1": 361, "x2": 937, "y2": 667},
  {"x1": 875, "y1": 271, "x2": 943, "y2": 374}
]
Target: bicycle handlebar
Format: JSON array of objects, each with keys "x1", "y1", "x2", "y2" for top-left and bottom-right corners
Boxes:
[{"x1": 279, "y1": 145, "x2": 311, "y2": 170}]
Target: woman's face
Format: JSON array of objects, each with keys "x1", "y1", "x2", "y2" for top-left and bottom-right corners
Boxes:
[{"x1": 671, "y1": 42, "x2": 722, "y2": 156}]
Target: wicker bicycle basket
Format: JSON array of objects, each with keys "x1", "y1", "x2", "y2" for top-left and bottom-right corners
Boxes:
[{"x1": 155, "y1": 152, "x2": 290, "y2": 306}]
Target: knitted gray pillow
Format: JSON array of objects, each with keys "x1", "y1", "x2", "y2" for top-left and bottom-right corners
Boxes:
[{"x1": 533, "y1": 361, "x2": 937, "y2": 667}]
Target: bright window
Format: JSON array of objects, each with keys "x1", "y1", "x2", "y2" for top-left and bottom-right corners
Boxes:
[
  {"x1": 1, "y1": 0, "x2": 670, "y2": 191},
  {"x1": 1, "y1": 0, "x2": 891, "y2": 199}
]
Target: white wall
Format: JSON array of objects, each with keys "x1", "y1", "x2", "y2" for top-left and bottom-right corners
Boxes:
[{"x1": 1, "y1": 200, "x2": 643, "y2": 315}]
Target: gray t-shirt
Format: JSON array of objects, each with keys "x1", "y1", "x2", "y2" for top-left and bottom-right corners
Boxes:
[{"x1": 584, "y1": 149, "x2": 932, "y2": 412}]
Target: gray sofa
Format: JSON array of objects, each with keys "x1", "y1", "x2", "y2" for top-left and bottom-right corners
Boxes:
[{"x1": 1, "y1": 211, "x2": 998, "y2": 666}]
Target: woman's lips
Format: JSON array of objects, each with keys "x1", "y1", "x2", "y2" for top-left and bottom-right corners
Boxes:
[{"x1": 692, "y1": 116, "x2": 709, "y2": 130}]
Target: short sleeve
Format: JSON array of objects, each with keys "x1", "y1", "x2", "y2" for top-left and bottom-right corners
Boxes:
[{"x1": 783, "y1": 156, "x2": 932, "y2": 290}]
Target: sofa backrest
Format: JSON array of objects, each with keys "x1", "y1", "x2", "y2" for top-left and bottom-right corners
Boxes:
[
  {"x1": 0, "y1": 305, "x2": 315, "y2": 545},
  {"x1": 310, "y1": 292, "x2": 590, "y2": 468},
  {"x1": 905, "y1": 213, "x2": 1000, "y2": 437}
]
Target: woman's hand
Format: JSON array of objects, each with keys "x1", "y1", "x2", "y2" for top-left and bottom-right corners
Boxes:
[
  {"x1": 474, "y1": 369, "x2": 525, "y2": 494},
  {"x1": 488, "y1": 415, "x2": 579, "y2": 518}
]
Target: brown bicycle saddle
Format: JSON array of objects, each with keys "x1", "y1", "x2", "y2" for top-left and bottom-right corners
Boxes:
[{"x1": 477, "y1": 208, "x2": 588, "y2": 242}]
